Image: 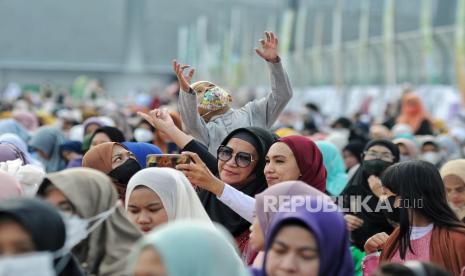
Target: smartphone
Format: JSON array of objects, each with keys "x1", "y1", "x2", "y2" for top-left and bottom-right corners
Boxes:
[{"x1": 146, "y1": 154, "x2": 192, "y2": 168}]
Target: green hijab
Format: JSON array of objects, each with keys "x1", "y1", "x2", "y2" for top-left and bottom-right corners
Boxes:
[{"x1": 130, "y1": 221, "x2": 250, "y2": 276}]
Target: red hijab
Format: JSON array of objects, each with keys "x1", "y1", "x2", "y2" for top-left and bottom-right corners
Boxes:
[{"x1": 277, "y1": 135, "x2": 327, "y2": 192}]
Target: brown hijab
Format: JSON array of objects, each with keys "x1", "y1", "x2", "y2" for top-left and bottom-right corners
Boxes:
[
  {"x1": 380, "y1": 225, "x2": 465, "y2": 275},
  {"x1": 46, "y1": 168, "x2": 142, "y2": 276},
  {"x1": 82, "y1": 142, "x2": 123, "y2": 174}
]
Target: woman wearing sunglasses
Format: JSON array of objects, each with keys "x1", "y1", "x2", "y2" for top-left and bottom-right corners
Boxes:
[{"x1": 138, "y1": 109, "x2": 275, "y2": 263}]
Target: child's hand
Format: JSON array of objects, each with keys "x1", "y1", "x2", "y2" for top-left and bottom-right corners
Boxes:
[
  {"x1": 255, "y1": 31, "x2": 280, "y2": 63},
  {"x1": 173, "y1": 60, "x2": 195, "y2": 92}
]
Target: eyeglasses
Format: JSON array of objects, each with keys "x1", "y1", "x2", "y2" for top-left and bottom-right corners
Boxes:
[
  {"x1": 217, "y1": 146, "x2": 255, "y2": 168},
  {"x1": 363, "y1": 151, "x2": 395, "y2": 162}
]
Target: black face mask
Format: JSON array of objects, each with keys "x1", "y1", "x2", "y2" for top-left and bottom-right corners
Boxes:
[
  {"x1": 381, "y1": 195, "x2": 400, "y2": 223},
  {"x1": 362, "y1": 159, "x2": 393, "y2": 177},
  {"x1": 108, "y1": 158, "x2": 141, "y2": 184}
]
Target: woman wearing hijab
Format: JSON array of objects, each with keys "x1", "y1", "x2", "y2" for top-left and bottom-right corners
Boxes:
[
  {"x1": 29, "y1": 126, "x2": 67, "y2": 173},
  {"x1": 440, "y1": 159, "x2": 465, "y2": 222},
  {"x1": 265, "y1": 136, "x2": 327, "y2": 191},
  {"x1": 396, "y1": 93, "x2": 433, "y2": 135},
  {"x1": 250, "y1": 181, "x2": 330, "y2": 267},
  {"x1": 419, "y1": 137, "x2": 445, "y2": 168},
  {"x1": 82, "y1": 117, "x2": 106, "y2": 136},
  {"x1": 437, "y1": 135, "x2": 462, "y2": 161},
  {"x1": 341, "y1": 139, "x2": 400, "y2": 251},
  {"x1": 125, "y1": 167, "x2": 211, "y2": 233},
  {"x1": 122, "y1": 142, "x2": 162, "y2": 167},
  {"x1": 0, "y1": 119, "x2": 30, "y2": 143},
  {"x1": 316, "y1": 141, "x2": 348, "y2": 196},
  {"x1": 82, "y1": 142, "x2": 142, "y2": 199},
  {"x1": 183, "y1": 127, "x2": 274, "y2": 257},
  {"x1": 89, "y1": 126, "x2": 125, "y2": 148},
  {"x1": 252, "y1": 199, "x2": 354, "y2": 276},
  {"x1": 130, "y1": 221, "x2": 250, "y2": 276},
  {"x1": 363, "y1": 161, "x2": 465, "y2": 276},
  {"x1": 0, "y1": 198, "x2": 84, "y2": 276},
  {"x1": 0, "y1": 170, "x2": 23, "y2": 200},
  {"x1": 37, "y1": 168, "x2": 142, "y2": 276},
  {"x1": 0, "y1": 143, "x2": 28, "y2": 165},
  {"x1": 12, "y1": 110, "x2": 39, "y2": 132},
  {"x1": 343, "y1": 141, "x2": 365, "y2": 180},
  {"x1": 0, "y1": 133, "x2": 42, "y2": 167},
  {"x1": 393, "y1": 138, "x2": 418, "y2": 162},
  {"x1": 81, "y1": 117, "x2": 108, "y2": 154},
  {"x1": 59, "y1": 141, "x2": 83, "y2": 168}
]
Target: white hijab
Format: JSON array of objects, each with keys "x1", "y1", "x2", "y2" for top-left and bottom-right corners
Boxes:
[{"x1": 125, "y1": 167, "x2": 212, "y2": 223}]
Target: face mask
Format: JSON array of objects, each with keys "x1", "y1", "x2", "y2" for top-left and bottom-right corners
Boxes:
[
  {"x1": 420, "y1": 152, "x2": 441, "y2": 165},
  {"x1": 381, "y1": 196, "x2": 400, "y2": 223},
  {"x1": 362, "y1": 159, "x2": 393, "y2": 177},
  {"x1": 108, "y1": 158, "x2": 141, "y2": 184},
  {"x1": 134, "y1": 128, "x2": 154, "y2": 142},
  {"x1": 0, "y1": 252, "x2": 55, "y2": 276},
  {"x1": 58, "y1": 204, "x2": 118, "y2": 256},
  {"x1": 399, "y1": 154, "x2": 410, "y2": 162}
]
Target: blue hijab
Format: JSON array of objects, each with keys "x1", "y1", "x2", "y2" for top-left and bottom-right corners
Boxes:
[
  {"x1": 316, "y1": 141, "x2": 348, "y2": 196},
  {"x1": 122, "y1": 142, "x2": 162, "y2": 167},
  {"x1": 0, "y1": 119, "x2": 30, "y2": 143}
]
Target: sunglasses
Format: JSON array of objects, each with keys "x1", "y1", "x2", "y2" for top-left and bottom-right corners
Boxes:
[{"x1": 217, "y1": 146, "x2": 255, "y2": 168}]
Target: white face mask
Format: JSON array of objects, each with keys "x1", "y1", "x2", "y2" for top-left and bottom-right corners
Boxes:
[
  {"x1": 134, "y1": 128, "x2": 154, "y2": 142},
  {"x1": 420, "y1": 152, "x2": 441, "y2": 165},
  {"x1": 58, "y1": 204, "x2": 117, "y2": 256},
  {"x1": 399, "y1": 154, "x2": 411, "y2": 162},
  {"x1": 0, "y1": 252, "x2": 55, "y2": 276}
]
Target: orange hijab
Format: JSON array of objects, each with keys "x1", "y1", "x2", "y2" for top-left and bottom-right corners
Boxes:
[
  {"x1": 380, "y1": 225, "x2": 465, "y2": 275},
  {"x1": 397, "y1": 93, "x2": 430, "y2": 133},
  {"x1": 82, "y1": 142, "x2": 123, "y2": 174}
]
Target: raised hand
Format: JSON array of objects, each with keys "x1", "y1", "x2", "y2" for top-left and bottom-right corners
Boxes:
[
  {"x1": 137, "y1": 108, "x2": 175, "y2": 132},
  {"x1": 255, "y1": 31, "x2": 280, "y2": 63},
  {"x1": 172, "y1": 59, "x2": 195, "y2": 92}
]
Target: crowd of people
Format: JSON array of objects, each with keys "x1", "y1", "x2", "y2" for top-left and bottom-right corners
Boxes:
[{"x1": 0, "y1": 31, "x2": 465, "y2": 276}]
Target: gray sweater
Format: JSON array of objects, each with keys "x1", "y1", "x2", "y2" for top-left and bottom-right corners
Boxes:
[{"x1": 178, "y1": 60, "x2": 293, "y2": 155}]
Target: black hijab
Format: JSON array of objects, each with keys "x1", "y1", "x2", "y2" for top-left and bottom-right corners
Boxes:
[
  {"x1": 341, "y1": 139, "x2": 400, "y2": 250},
  {"x1": 90, "y1": 126, "x2": 125, "y2": 143},
  {"x1": 0, "y1": 198, "x2": 84, "y2": 276},
  {"x1": 343, "y1": 141, "x2": 366, "y2": 163},
  {"x1": 198, "y1": 127, "x2": 276, "y2": 236}
]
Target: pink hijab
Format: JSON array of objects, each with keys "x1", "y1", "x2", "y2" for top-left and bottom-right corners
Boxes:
[{"x1": 0, "y1": 171, "x2": 23, "y2": 200}]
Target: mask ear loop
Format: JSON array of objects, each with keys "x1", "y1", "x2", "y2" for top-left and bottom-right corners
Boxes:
[
  {"x1": 54, "y1": 254, "x2": 71, "y2": 275},
  {"x1": 86, "y1": 203, "x2": 119, "y2": 233}
]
